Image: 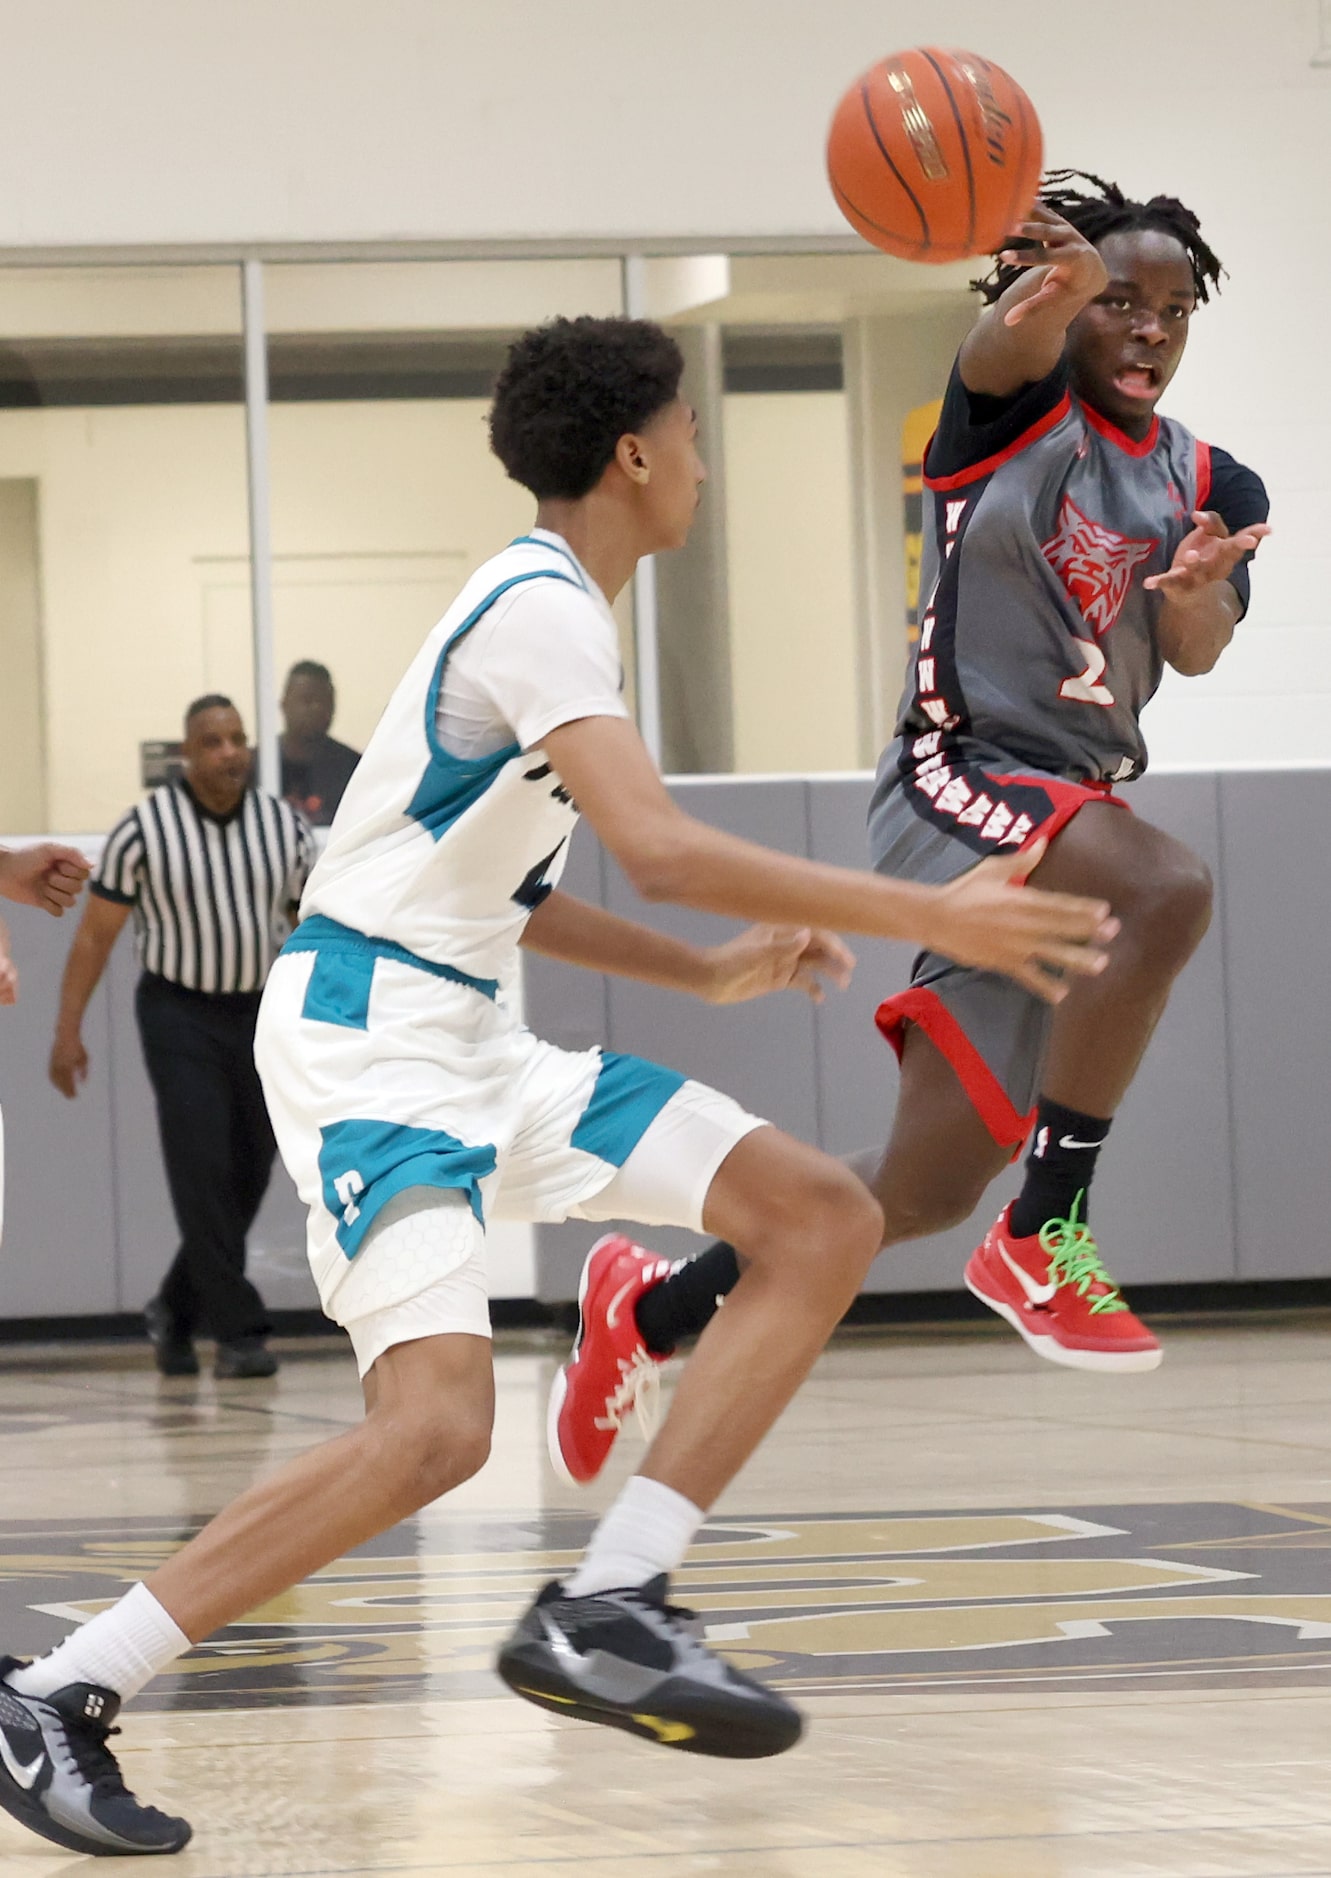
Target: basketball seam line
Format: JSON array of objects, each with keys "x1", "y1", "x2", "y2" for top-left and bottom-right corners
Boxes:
[
  {"x1": 920, "y1": 48, "x2": 975, "y2": 258},
  {"x1": 859, "y1": 74, "x2": 930, "y2": 249}
]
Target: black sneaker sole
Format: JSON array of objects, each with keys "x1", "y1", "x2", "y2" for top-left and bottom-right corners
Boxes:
[
  {"x1": 0, "y1": 1763, "x2": 191, "y2": 1857},
  {"x1": 495, "y1": 1647, "x2": 804, "y2": 1759}
]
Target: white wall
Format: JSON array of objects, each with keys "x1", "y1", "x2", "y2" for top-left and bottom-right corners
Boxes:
[{"x1": 1, "y1": 2, "x2": 1323, "y2": 253}]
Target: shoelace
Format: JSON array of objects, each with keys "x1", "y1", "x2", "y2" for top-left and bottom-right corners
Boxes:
[
  {"x1": 594, "y1": 1346, "x2": 662, "y2": 1441},
  {"x1": 1037, "y1": 1197, "x2": 1128, "y2": 1316},
  {"x1": 62, "y1": 1717, "x2": 130, "y2": 1797}
]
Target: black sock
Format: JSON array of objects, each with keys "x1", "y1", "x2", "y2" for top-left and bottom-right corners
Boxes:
[
  {"x1": 634, "y1": 1241, "x2": 740, "y2": 1355},
  {"x1": 1008, "y1": 1098, "x2": 1112, "y2": 1240}
]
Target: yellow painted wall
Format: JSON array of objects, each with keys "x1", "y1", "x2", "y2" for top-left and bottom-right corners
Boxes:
[{"x1": 723, "y1": 391, "x2": 858, "y2": 775}]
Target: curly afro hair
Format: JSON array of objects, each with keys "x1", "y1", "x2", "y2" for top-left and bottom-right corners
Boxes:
[
  {"x1": 489, "y1": 316, "x2": 685, "y2": 501},
  {"x1": 974, "y1": 169, "x2": 1225, "y2": 307}
]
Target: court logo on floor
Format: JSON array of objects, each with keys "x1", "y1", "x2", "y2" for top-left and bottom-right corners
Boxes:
[{"x1": 3, "y1": 1502, "x2": 1331, "y2": 1708}]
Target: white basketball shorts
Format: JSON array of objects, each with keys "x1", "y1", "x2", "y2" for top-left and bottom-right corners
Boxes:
[{"x1": 254, "y1": 917, "x2": 766, "y2": 1375}]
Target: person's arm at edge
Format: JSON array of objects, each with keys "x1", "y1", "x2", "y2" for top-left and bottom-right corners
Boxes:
[{"x1": 49, "y1": 893, "x2": 132, "y2": 1098}]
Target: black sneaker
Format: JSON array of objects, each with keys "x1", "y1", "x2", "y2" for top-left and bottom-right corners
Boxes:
[
  {"x1": 0, "y1": 1660, "x2": 191, "y2": 1855},
  {"x1": 144, "y1": 1300, "x2": 198, "y2": 1379},
  {"x1": 214, "y1": 1338, "x2": 277, "y2": 1379},
  {"x1": 496, "y1": 1575, "x2": 803, "y2": 1759}
]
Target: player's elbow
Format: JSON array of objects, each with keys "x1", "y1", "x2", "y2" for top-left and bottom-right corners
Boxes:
[{"x1": 621, "y1": 828, "x2": 698, "y2": 904}]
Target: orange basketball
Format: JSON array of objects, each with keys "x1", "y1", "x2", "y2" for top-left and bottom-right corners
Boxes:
[{"x1": 827, "y1": 47, "x2": 1043, "y2": 265}]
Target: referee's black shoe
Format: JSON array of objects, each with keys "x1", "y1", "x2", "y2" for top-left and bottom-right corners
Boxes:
[
  {"x1": 143, "y1": 1300, "x2": 198, "y2": 1379},
  {"x1": 0, "y1": 1660, "x2": 192, "y2": 1855},
  {"x1": 496, "y1": 1575, "x2": 803, "y2": 1758},
  {"x1": 214, "y1": 1337, "x2": 278, "y2": 1380}
]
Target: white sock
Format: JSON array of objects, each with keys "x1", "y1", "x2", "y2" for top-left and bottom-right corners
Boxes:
[
  {"x1": 563, "y1": 1475, "x2": 703, "y2": 1598},
  {"x1": 8, "y1": 1583, "x2": 190, "y2": 1704}
]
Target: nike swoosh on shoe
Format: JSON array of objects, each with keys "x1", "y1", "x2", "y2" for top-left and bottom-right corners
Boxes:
[
  {"x1": 997, "y1": 1241, "x2": 1058, "y2": 1306},
  {"x1": 604, "y1": 1278, "x2": 640, "y2": 1331},
  {"x1": 0, "y1": 1730, "x2": 45, "y2": 1792}
]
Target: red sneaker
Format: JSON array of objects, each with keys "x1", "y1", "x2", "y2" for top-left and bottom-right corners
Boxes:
[
  {"x1": 964, "y1": 1202, "x2": 1161, "y2": 1372},
  {"x1": 547, "y1": 1235, "x2": 674, "y2": 1486}
]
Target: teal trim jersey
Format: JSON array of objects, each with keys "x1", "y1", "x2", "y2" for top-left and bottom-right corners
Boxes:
[{"x1": 299, "y1": 533, "x2": 624, "y2": 983}]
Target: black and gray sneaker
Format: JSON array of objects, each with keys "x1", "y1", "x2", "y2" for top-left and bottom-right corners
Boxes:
[
  {"x1": 0, "y1": 1660, "x2": 191, "y2": 1856},
  {"x1": 496, "y1": 1575, "x2": 803, "y2": 1759}
]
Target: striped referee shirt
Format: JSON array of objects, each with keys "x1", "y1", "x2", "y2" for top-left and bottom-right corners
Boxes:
[{"x1": 91, "y1": 781, "x2": 314, "y2": 995}]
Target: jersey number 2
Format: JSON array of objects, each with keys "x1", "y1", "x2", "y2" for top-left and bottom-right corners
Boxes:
[{"x1": 1059, "y1": 639, "x2": 1116, "y2": 707}]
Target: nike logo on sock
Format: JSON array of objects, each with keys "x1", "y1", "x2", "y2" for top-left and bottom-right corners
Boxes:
[
  {"x1": 0, "y1": 1729, "x2": 45, "y2": 1791},
  {"x1": 1059, "y1": 1134, "x2": 1105, "y2": 1151}
]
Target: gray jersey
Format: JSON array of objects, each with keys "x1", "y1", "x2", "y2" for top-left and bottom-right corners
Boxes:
[{"x1": 897, "y1": 361, "x2": 1267, "y2": 786}]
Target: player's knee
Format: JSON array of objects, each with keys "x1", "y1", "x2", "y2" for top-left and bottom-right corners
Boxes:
[
  {"x1": 881, "y1": 1178, "x2": 985, "y2": 1246},
  {"x1": 378, "y1": 1408, "x2": 491, "y2": 1509},
  {"x1": 784, "y1": 1162, "x2": 885, "y2": 1280},
  {"x1": 1133, "y1": 851, "x2": 1214, "y2": 964}
]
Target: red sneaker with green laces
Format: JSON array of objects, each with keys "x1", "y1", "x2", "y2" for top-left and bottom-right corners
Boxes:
[{"x1": 963, "y1": 1201, "x2": 1161, "y2": 1373}]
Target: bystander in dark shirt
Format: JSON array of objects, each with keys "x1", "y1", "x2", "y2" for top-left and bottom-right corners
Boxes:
[{"x1": 282, "y1": 736, "x2": 360, "y2": 827}]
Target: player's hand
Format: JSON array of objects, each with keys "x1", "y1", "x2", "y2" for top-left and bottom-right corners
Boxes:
[
  {"x1": 0, "y1": 843, "x2": 91, "y2": 916},
  {"x1": 704, "y1": 925, "x2": 855, "y2": 1006},
  {"x1": 926, "y1": 841, "x2": 1119, "y2": 1004},
  {"x1": 0, "y1": 957, "x2": 17, "y2": 1006},
  {"x1": 1144, "y1": 511, "x2": 1272, "y2": 602},
  {"x1": 49, "y1": 1031, "x2": 89, "y2": 1099},
  {"x1": 999, "y1": 204, "x2": 1109, "y2": 326}
]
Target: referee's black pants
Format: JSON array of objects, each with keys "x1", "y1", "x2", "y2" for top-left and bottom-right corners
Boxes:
[{"x1": 135, "y1": 972, "x2": 276, "y2": 1343}]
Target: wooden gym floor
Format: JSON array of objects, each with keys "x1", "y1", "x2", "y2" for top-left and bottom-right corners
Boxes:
[{"x1": 3, "y1": 1314, "x2": 1331, "y2": 1875}]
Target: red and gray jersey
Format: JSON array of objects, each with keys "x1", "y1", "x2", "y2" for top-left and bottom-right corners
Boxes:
[{"x1": 893, "y1": 360, "x2": 1268, "y2": 791}]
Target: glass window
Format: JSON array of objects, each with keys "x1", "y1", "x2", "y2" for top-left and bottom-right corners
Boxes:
[
  {"x1": 261, "y1": 260, "x2": 631, "y2": 825},
  {"x1": 0, "y1": 264, "x2": 248, "y2": 833}
]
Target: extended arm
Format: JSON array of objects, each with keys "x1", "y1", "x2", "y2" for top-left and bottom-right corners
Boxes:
[
  {"x1": 49, "y1": 894, "x2": 132, "y2": 1098},
  {"x1": 519, "y1": 888, "x2": 853, "y2": 1005},
  {"x1": 540, "y1": 717, "x2": 1118, "y2": 1004},
  {"x1": 959, "y1": 204, "x2": 1108, "y2": 398},
  {"x1": 1146, "y1": 510, "x2": 1273, "y2": 677}
]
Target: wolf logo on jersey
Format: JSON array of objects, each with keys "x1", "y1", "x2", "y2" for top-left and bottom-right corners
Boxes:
[{"x1": 1041, "y1": 497, "x2": 1159, "y2": 638}]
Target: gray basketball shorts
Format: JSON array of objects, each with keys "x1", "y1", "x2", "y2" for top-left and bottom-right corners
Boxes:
[{"x1": 867, "y1": 740, "x2": 1128, "y2": 1152}]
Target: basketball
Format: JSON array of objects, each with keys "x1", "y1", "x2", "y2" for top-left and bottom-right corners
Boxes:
[{"x1": 827, "y1": 47, "x2": 1043, "y2": 265}]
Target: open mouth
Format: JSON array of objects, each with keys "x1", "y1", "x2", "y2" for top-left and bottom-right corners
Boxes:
[{"x1": 1112, "y1": 361, "x2": 1161, "y2": 401}]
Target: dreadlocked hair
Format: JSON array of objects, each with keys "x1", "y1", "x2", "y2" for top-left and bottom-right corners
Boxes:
[{"x1": 972, "y1": 169, "x2": 1225, "y2": 306}]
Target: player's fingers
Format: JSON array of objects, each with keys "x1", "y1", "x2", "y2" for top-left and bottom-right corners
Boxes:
[
  {"x1": 802, "y1": 930, "x2": 856, "y2": 982},
  {"x1": 1189, "y1": 510, "x2": 1230, "y2": 538},
  {"x1": 1012, "y1": 962, "x2": 1070, "y2": 1005},
  {"x1": 996, "y1": 838, "x2": 1047, "y2": 883},
  {"x1": 1028, "y1": 938, "x2": 1112, "y2": 977}
]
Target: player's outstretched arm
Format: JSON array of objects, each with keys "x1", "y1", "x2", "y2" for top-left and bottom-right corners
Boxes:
[
  {"x1": 49, "y1": 894, "x2": 131, "y2": 1098},
  {"x1": 541, "y1": 717, "x2": 1118, "y2": 1005},
  {"x1": 960, "y1": 204, "x2": 1108, "y2": 398},
  {"x1": 1147, "y1": 510, "x2": 1273, "y2": 676},
  {"x1": 520, "y1": 889, "x2": 853, "y2": 1005}
]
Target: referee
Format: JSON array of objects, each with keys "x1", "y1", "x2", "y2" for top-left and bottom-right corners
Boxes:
[{"x1": 49, "y1": 695, "x2": 314, "y2": 1378}]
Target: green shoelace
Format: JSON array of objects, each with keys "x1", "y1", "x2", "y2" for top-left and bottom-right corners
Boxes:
[{"x1": 1037, "y1": 1195, "x2": 1128, "y2": 1316}]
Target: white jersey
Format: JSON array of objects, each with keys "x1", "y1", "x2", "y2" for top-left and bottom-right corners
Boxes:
[{"x1": 301, "y1": 530, "x2": 629, "y2": 985}]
